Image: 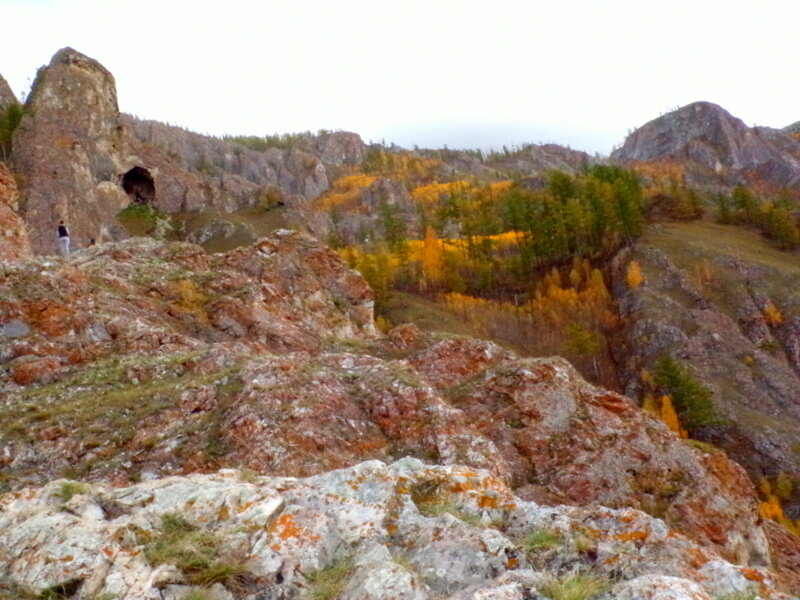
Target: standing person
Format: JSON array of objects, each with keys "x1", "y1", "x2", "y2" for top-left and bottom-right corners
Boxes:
[{"x1": 57, "y1": 220, "x2": 70, "y2": 256}]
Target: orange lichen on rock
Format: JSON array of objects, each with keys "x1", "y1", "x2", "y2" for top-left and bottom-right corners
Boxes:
[
  {"x1": 268, "y1": 513, "x2": 304, "y2": 540},
  {"x1": 615, "y1": 530, "x2": 649, "y2": 544},
  {"x1": 739, "y1": 568, "x2": 766, "y2": 583}
]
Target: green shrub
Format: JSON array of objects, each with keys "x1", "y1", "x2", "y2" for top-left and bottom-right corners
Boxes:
[
  {"x1": 654, "y1": 356, "x2": 722, "y2": 431},
  {"x1": 0, "y1": 102, "x2": 24, "y2": 159},
  {"x1": 116, "y1": 204, "x2": 165, "y2": 236}
]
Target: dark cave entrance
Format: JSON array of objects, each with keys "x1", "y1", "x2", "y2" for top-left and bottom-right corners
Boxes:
[{"x1": 121, "y1": 166, "x2": 155, "y2": 204}]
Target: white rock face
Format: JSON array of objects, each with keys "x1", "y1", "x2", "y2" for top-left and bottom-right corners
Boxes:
[{"x1": 0, "y1": 460, "x2": 788, "y2": 600}]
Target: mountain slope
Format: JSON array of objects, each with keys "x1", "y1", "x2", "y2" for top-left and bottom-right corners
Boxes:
[{"x1": 612, "y1": 221, "x2": 800, "y2": 516}]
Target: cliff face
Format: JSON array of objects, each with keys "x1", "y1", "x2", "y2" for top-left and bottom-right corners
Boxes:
[
  {"x1": 121, "y1": 116, "x2": 338, "y2": 209},
  {"x1": 5, "y1": 47, "x2": 372, "y2": 255},
  {"x1": 10, "y1": 47, "x2": 130, "y2": 253},
  {"x1": 0, "y1": 73, "x2": 16, "y2": 110},
  {"x1": 611, "y1": 101, "x2": 800, "y2": 189}
]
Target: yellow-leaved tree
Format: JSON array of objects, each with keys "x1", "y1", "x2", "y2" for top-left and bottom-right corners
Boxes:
[
  {"x1": 420, "y1": 226, "x2": 442, "y2": 290},
  {"x1": 626, "y1": 261, "x2": 644, "y2": 289}
]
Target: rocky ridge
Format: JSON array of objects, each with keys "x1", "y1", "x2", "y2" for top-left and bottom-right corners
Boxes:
[
  {"x1": 4, "y1": 47, "x2": 371, "y2": 255},
  {"x1": 6, "y1": 47, "x2": 609, "y2": 256},
  {"x1": 611, "y1": 102, "x2": 800, "y2": 189},
  {"x1": 0, "y1": 459, "x2": 790, "y2": 600},
  {"x1": 121, "y1": 116, "x2": 368, "y2": 211}
]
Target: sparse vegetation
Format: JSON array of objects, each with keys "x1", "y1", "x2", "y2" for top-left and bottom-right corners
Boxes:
[
  {"x1": 408, "y1": 478, "x2": 481, "y2": 525},
  {"x1": 0, "y1": 101, "x2": 24, "y2": 159},
  {"x1": 184, "y1": 590, "x2": 214, "y2": 600},
  {"x1": 222, "y1": 130, "x2": 329, "y2": 151},
  {"x1": 305, "y1": 557, "x2": 355, "y2": 600},
  {"x1": 654, "y1": 355, "x2": 721, "y2": 431},
  {"x1": 626, "y1": 261, "x2": 644, "y2": 289},
  {"x1": 116, "y1": 203, "x2": 168, "y2": 237},
  {"x1": 519, "y1": 527, "x2": 562, "y2": 552},
  {"x1": 539, "y1": 572, "x2": 610, "y2": 600},
  {"x1": 712, "y1": 590, "x2": 759, "y2": 600},
  {"x1": 55, "y1": 480, "x2": 90, "y2": 506},
  {"x1": 140, "y1": 513, "x2": 248, "y2": 586}
]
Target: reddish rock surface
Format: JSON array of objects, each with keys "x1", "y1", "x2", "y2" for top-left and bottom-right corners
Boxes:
[{"x1": 0, "y1": 162, "x2": 31, "y2": 261}]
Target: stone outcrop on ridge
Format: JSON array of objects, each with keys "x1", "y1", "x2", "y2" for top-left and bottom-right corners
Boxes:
[
  {"x1": 610, "y1": 101, "x2": 800, "y2": 189},
  {"x1": 9, "y1": 47, "x2": 130, "y2": 254}
]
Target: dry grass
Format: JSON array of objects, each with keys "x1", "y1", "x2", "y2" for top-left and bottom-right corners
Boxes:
[
  {"x1": 539, "y1": 572, "x2": 610, "y2": 600},
  {"x1": 306, "y1": 557, "x2": 355, "y2": 600}
]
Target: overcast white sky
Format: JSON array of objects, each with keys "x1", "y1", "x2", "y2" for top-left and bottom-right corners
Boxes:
[{"x1": 1, "y1": 0, "x2": 798, "y2": 155}]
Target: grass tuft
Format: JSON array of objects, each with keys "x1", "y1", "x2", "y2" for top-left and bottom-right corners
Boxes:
[
  {"x1": 141, "y1": 513, "x2": 249, "y2": 587},
  {"x1": 519, "y1": 527, "x2": 563, "y2": 552},
  {"x1": 55, "y1": 481, "x2": 90, "y2": 506},
  {"x1": 539, "y1": 572, "x2": 610, "y2": 600},
  {"x1": 306, "y1": 558, "x2": 355, "y2": 600}
]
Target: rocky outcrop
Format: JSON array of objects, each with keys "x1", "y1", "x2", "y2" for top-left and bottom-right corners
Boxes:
[
  {"x1": 0, "y1": 460, "x2": 791, "y2": 600},
  {"x1": 0, "y1": 233, "x2": 779, "y2": 569},
  {"x1": 0, "y1": 73, "x2": 16, "y2": 110},
  {"x1": 611, "y1": 102, "x2": 800, "y2": 189},
  {"x1": 306, "y1": 177, "x2": 419, "y2": 245},
  {"x1": 611, "y1": 226, "x2": 800, "y2": 517},
  {"x1": 122, "y1": 116, "x2": 333, "y2": 206},
  {"x1": 10, "y1": 47, "x2": 130, "y2": 253},
  {"x1": 304, "y1": 131, "x2": 367, "y2": 166},
  {"x1": 487, "y1": 143, "x2": 594, "y2": 176},
  {"x1": 5, "y1": 47, "x2": 373, "y2": 254},
  {"x1": 0, "y1": 161, "x2": 31, "y2": 261},
  {"x1": 419, "y1": 144, "x2": 594, "y2": 181}
]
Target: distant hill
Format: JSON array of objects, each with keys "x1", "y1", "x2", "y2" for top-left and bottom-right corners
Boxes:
[{"x1": 611, "y1": 101, "x2": 800, "y2": 190}]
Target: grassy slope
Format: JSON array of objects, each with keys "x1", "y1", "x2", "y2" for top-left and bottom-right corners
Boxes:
[
  {"x1": 634, "y1": 219, "x2": 800, "y2": 479},
  {"x1": 642, "y1": 220, "x2": 800, "y2": 320}
]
